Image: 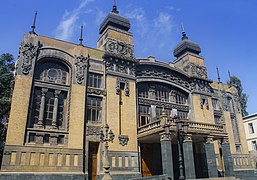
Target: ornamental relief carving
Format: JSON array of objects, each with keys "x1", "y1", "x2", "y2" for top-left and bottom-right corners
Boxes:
[
  {"x1": 137, "y1": 68, "x2": 212, "y2": 94},
  {"x1": 183, "y1": 62, "x2": 208, "y2": 79},
  {"x1": 74, "y1": 55, "x2": 89, "y2": 85},
  {"x1": 19, "y1": 40, "x2": 40, "y2": 75},
  {"x1": 86, "y1": 126, "x2": 101, "y2": 136},
  {"x1": 87, "y1": 87, "x2": 106, "y2": 96},
  {"x1": 105, "y1": 57, "x2": 136, "y2": 77},
  {"x1": 137, "y1": 69, "x2": 191, "y2": 90},
  {"x1": 105, "y1": 39, "x2": 134, "y2": 59},
  {"x1": 138, "y1": 98, "x2": 189, "y2": 112},
  {"x1": 116, "y1": 77, "x2": 129, "y2": 96},
  {"x1": 118, "y1": 135, "x2": 129, "y2": 146}
]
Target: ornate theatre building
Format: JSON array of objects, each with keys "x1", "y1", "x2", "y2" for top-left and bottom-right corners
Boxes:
[{"x1": 1, "y1": 4, "x2": 255, "y2": 180}]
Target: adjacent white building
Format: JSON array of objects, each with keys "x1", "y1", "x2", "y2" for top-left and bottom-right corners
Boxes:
[{"x1": 243, "y1": 113, "x2": 257, "y2": 152}]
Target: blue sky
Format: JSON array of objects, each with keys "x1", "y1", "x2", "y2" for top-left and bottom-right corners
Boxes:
[{"x1": 1, "y1": 0, "x2": 256, "y2": 115}]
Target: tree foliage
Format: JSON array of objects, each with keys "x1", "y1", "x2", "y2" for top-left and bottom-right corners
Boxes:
[
  {"x1": 228, "y1": 75, "x2": 248, "y2": 117},
  {"x1": 0, "y1": 53, "x2": 15, "y2": 164}
]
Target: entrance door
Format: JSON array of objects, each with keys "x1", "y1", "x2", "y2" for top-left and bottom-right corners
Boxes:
[
  {"x1": 88, "y1": 142, "x2": 99, "y2": 180},
  {"x1": 141, "y1": 143, "x2": 162, "y2": 177}
]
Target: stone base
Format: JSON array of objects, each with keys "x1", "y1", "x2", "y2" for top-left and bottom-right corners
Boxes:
[
  {"x1": 98, "y1": 173, "x2": 142, "y2": 180},
  {"x1": 234, "y1": 169, "x2": 257, "y2": 180},
  {"x1": 0, "y1": 172, "x2": 86, "y2": 180}
]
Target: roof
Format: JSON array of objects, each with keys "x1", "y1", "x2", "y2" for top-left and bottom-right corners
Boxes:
[{"x1": 99, "y1": 12, "x2": 130, "y2": 34}]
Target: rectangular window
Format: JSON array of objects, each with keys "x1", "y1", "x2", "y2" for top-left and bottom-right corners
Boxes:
[
  {"x1": 43, "y1": 134, "x2": 50, "y2": 144},
  {"x1": 252, "y1": 141, "x2": 257, "y2": 151},
  {"x1": 249, "y1": 123, "x2": 255, "y2": 134},
  {"x1": 138, "y1": 84, "x2": 149, "y2": 98},
  {"x1": 212, "y1": 99, "x2": 220, "y2": 110},
  {"x1": 236, "y1": 145, "x2": 242, "y2": 153},
  {"x1": 87, "y1": 96, "x2": 102, "y2": 122},
  {"x1": 28, "y1": 133, "x2": 36, "y2": 143},
  {"x1": 139, "y1": 106, "x2": 150, "y2": 126},
  {"x1": 89, "y1": 73, "x2": 102, "y2": 88},
  {"x1": 57, "y1": 135, "x2": 64, "y2": 144}
]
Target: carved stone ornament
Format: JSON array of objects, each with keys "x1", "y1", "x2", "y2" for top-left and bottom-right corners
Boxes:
[
  {"x1": 222, "y1": 138, "x2": 230, "y2": 144},
  {"x1": 19, "y1": 41, "x2": 39, "y2": 75},
  {"x1": 86, "y1": 126, "x2": 101, "y2": 136},
  {"x1": 138, "y1": 98, "x2": 189, "y2": 112},
  {"x1": 205, "y1": 136, "x2": 214, "y2": 144},
  {"x1": 74, "y1": 55, "x2": 89, "y2": 84},
  {"x1": 183, "y1": 62, "x2": 208, "y2": 79},
  {"x1": 184, "y1": 134, "x2": 192, "y2": 142},
  {"x1": 105, "y1": 56, "x2": 136, "y2": 76},
  {"x1": 160, "y1": 132, "x2": 172, "y2": 141},
  {"x1": 105, "y1": 39, "x2": 134, "y2": 59},
  {"x1": 137, "y1": 66, "x2": 212, "y2": 94},
  {"x1": 116, "y1": 77, "x2": 129, "y2": 96},
  {"x1": 118, "y1": 135, "x2": 129, "y2": 146},
  {"x1": 87, "y1": 87, "x2": 106, "y2": 96}
]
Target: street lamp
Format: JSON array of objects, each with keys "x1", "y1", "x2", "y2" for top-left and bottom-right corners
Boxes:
[
  {"x1": 174, "y1": 117, "x2": 189, "y2": 180},
  {"x1": 99, "y1": 123, "x2": 115, "y2": 180}
]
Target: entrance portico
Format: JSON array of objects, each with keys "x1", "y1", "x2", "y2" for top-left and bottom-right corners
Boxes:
[{"x1": 137, "y1": 116, "x2": 230, "y2": 179}]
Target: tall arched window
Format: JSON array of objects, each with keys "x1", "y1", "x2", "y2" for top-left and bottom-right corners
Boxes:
[{"x1": 27, "y1": 59, "x2": 71, "y2": 145}]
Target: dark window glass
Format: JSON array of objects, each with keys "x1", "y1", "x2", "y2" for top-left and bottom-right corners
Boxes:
[
  {"x1": 35, "y1": 61, "x2": 69, "y2": 85},
  {"x1": 87, "y1": 96, "x2": 102, "y2": 122},
  {"x1": 88, "y1": 73, "x2": 102, "y2": 88},
  {"x1": 57, "y1": 135, "x2": 64, "y2": 144},
  {"x1": 139, "y1": 106, "x2": 150, "y2": 126},
  {"x1": 43, "y1": 134, "x2": 50, "y2": 143},
  {"x1": 28, "y1": 133, "x2": 36, "y2": 143}
]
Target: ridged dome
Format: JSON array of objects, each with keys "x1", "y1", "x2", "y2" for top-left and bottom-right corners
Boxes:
[
  {"x1": 99, "y1": 4, "x2": 130, "y2": 34},
  {"x1": 173, "y1": 31, "x2": 201, "y2": 58}
]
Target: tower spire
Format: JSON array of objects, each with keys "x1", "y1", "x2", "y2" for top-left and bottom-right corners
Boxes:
[
  {"x1": 30, "y1": 11, "x2": 37, "y2": 34},
  {"x1": 216, "y1": 67, "x2": 221, "y2": 83},
  {"x1": 112, "y1": 0, "x2": 119, "y2": 13},
  {"x1": 228, "y1": 70, "x2": 232, "y2": 87},
  {"x1": 181, "y1": 23, "x2": 188, "y2": 40},
  {"x1": 79, "y1": 25, "x2": 83, "y2": 46}
]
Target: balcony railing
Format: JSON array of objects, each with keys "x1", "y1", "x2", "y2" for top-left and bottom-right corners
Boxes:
[{"x1": 138, "y1": 118, "x2": 225, "y2": 135}]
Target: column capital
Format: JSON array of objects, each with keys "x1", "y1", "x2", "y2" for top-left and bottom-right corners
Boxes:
[
  {"x1": 42, "y1": 88, "x2": 48, "y2": 94},
  {"x1": 54, "y1": 90, "x2": 61, "y2": 97},
  {"x1": 221, "y1": 137, "x2": 230, "y2": 144},
  {"x1": 205, "y1": 136, "x2": 214, "y2": 144},
  {"x1": 184, "y1": 134, "x2": 193, "y2": 142},
  {"x1": 160, "y1": 132, "x2": 172, "y2": 141}
]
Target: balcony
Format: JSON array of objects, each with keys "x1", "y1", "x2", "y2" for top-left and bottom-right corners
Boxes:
[{"x1": 138, "y1": 118, "x2": 226, "y2": 139}]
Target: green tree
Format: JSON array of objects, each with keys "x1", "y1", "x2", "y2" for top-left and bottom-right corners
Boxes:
[
  {"x1": 0, "y1": 53, "x2": 15, "y2": 165},
  {"x1": 228, "y1": 75, "x2": 248, "y2": 117}
]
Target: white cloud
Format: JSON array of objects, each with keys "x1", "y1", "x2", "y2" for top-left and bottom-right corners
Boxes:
[
  {"x1": 125, "y1": 8, "x2": 148, "y2": 37},
  {"x1": 154, "y1": 12, "x2": 174, "y2": 33},
  {"x1": 55, "y1": 0, "x2": 95, "y2": 41},
  {"x1": 95, "y1": 9, "x2": 105, "y2": 25},
  {"x1": 166, "y1": 6, "x2": 181, "y2": 11}
]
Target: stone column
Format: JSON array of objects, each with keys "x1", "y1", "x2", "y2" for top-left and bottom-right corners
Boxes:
[
  {"x1": 183, "y1": 134, "x2": 196, "y2": 179},
  {"x1": 205, "y1": 136, "x2": 218, "y2": 178},
  {"x1": 38, "y1": 88, "x2": 48, "y2": 127},
  {"x1": 160, "y1": 132, "x2": 174, "y2": 179},
  {"x1": 222, "y1": 138, "x2": 234, "y2": 177},
  {"x1": 52, "y1": 90, "x2": 61, "y2": 128}
]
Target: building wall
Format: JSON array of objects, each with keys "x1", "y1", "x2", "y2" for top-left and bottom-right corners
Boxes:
[{"x1": 243, "y1": 114, "x2": 257, "y2": 151}]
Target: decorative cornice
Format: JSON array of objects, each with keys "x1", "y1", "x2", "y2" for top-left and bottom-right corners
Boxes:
[
  {"x1": 138, "y1": 98, "x2": 189, "y2": 112},
  {"x1": 87, "y1": 87, "x2": 106, "y2": 96}
]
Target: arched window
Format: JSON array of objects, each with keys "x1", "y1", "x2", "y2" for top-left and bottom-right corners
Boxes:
[{"x1": 27, "y1": 59, "x2": 70, "y2": 145}]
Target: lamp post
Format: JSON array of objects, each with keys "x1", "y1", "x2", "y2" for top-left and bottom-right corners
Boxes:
[
  {"x1": 99, "y1": 123, "x2": 115, "y2": 180},
  {"x1": 174, "y1": 117, "x2": 189, "y2": 180}
]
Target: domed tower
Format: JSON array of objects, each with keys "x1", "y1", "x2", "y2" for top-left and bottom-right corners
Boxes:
[
  {"x1": 174, "y1": 28, "x2": 208, "y2": 80},
  {"x1": 97, "y1": 2, "x2": 134, "y2": 59},
  {"x1": 96, "y1": 2, "x2": 140, "y2": 179}
]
